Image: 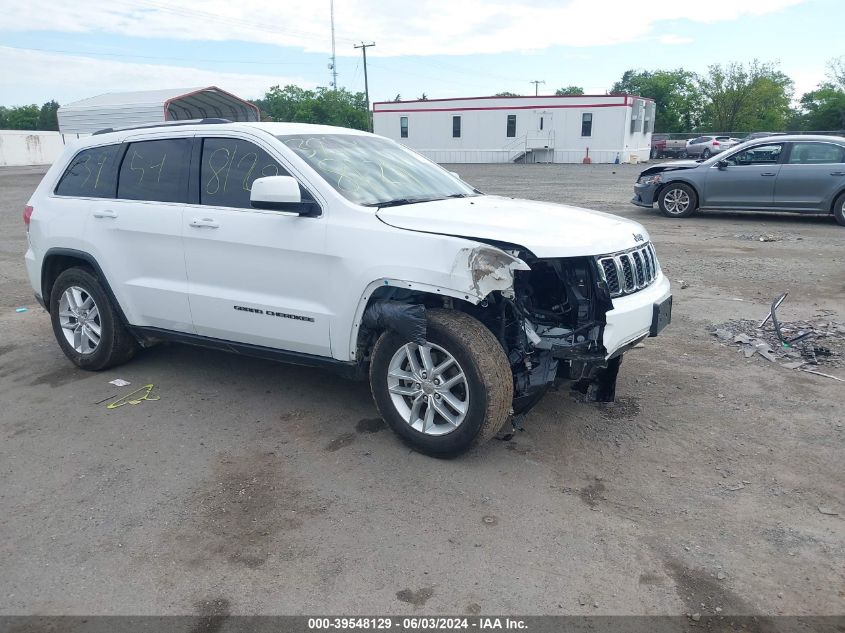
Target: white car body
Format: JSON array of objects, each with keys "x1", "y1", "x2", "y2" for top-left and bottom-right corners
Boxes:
[{"x1": 24, "y1": 121, "x2": 670, "y2": 452}]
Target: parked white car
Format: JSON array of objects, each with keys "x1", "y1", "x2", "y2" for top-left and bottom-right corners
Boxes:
[
  {"x1": 23, "y1": 120, "x2": 671, "y2": 455},
  {"x1": 685, "y1": 135, "x2": 740, "y2": 159}
]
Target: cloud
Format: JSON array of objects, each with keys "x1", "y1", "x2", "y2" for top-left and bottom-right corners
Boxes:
[
  {"x1": 0, "y1": 47, "x2": 314, "y2": 105},
  {"x1": 0, "y1": 0, "x2": 805, "y2": 57},
  {"x1": 657, "y1": 34, "x2": 695, "y2": 45}
]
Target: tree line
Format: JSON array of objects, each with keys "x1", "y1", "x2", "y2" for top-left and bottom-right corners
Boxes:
[{"x1": 3, "y1": 57, "x2": 843, "y2": 135}]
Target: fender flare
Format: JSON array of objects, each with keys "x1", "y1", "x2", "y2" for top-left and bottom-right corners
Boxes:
[{"x1": 41, "y1": 247, "x2": 131, "y2": 326}]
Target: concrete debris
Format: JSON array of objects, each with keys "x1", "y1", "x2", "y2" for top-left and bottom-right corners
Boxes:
[
  {"x1": 676, "y1": 279, "x2": 690, "y2": 289},
  {"x1": 818, "y1": 506, "x2": 839, "y2": 516},
  {"x1": 712, "y1": 310, "x2": 845, "y2": 372},
  {"x1": 725, "y1": 483, "x2": 745, "y2": 491},
  {"x1": 690, "y1": 613, "x2": 701, "y2": 622},
  {"x1": 716, "y1": 572, "x2": 726, "y2": 580}
]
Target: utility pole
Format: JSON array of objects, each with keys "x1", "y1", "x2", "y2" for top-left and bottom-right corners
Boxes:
[
  {"x1": 354, "y1": 41, "x2": 376, "y2": 131},
  {"x1": 329, "y1": 0, "x2": 337, "y2": 89},
  {"x1": 530, "y1": 80, "x2": 545, "y2": 96}
]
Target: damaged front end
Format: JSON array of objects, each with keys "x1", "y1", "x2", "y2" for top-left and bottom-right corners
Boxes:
[{"x1": 467, "y1": 250, "x2": 621, "y2": 413}]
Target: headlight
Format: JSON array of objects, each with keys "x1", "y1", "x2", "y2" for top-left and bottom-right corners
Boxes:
[{"x1": 637, "y1": 174, "x2": 662, "y2": 185}]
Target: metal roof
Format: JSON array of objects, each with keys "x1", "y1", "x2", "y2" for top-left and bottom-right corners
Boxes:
[{"x1": 58, "y1": 86, "x2": 260, "y2": 134}]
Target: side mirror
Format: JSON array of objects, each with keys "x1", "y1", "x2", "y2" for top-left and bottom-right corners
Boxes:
[
  {"x1": 449, "y1": 171, "x2": 461, "y2": 180},
  {"x1": 717, "y1": 159, "x2": 728, "y2": 170},
  {"x1": 250, "y1": 176, "x2": 320, "y2": 217}
]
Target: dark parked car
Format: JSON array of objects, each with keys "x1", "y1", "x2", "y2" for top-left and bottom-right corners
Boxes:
[{"x1": 631, "y1": 135, "x2": 845, "y2": 225}]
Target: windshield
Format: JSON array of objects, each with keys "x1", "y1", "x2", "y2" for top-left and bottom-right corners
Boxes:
[{"x1": 277, "y1": 134, "x2": 478, "y2": 206}]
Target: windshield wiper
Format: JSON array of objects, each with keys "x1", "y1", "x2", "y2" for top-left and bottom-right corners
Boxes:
[{"x1": 365, "y1": 197, "x2": 440, "y2": 208}]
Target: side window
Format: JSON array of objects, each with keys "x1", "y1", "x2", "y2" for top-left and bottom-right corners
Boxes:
[
  {"x1": 452, "y1": 115, "x2": 461, "y2": 138},
  {"x1": 400, "y1": 116, "x2": 409, "y2": 138},
  {"x1": 788, "y1": 142, "x2": 845, "y2": 164},
  {"x1": 725, "y1": 143, "x2": 783, "y2": 166},
  {"x1": 581, "y1": 113, "x2": 592, "y2": 137},
  {"x1": 506, "y1": 114, "x2": 516, "y2": 138},
  {"x1": 55, "y1": 144, "x2": 121, "y2": 198},
  {"x1": 117, "y1": 139, "x2": 191, "y2": 203},
  {"x1": 200, "y1": 137, "x2": 287, "y2": 208}
]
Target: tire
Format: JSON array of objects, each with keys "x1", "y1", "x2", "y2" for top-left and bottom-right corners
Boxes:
[
  {"x1": 650, "y1": 148, "x2": 657, "y2": 159},
  {"x1": 369, "y1": 308, "x2": 513, "y2": 457},
  {"x1": 49, "y1": 267, "x2": 138, "y2": 371},
  {"x1": 833, "y1": 191, "x2": 845, "y2": 227},
  {"x1": 658, "y1": 182, "x2": 698, "y2": 218},
  {"x1": 701, "y1": 148, "x2": 712, "y2": 159},
  {"x1": 680, "y1": 151, "x2": 688, "y2": 159}
]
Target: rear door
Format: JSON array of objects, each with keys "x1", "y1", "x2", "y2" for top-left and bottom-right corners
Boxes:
[
  {"x1": 84, "y1": 134, "x2": 194, "y2": 332},
  {"x1": 773, "y1": 141, "x2": 845, "y2": 211},
  {"x1": 702, "y1": 142, "x2": 785, "y2": 209},
  {"x1": 182, "y1": 134, "x2": 332, "y2": 356}
]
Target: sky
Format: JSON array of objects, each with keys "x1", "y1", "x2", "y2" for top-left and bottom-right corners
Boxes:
[{"x1": 0, "y1": 0, "x2": 843, "y2": 108}]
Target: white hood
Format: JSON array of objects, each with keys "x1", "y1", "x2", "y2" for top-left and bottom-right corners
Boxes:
[{"x1": 376, "y1": 196, "x2": 649, "y2": 258}]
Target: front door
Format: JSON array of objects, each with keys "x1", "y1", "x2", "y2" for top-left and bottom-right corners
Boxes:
[
  {"x1": 182, "y1": 135, "x2": 332, "y2": 357},
  {"x1": 774, "y1": 141, "x2": 845, "y2": 210},
  {"x1": 703, "y1": 142, "x2": 785, "y2": 209}
]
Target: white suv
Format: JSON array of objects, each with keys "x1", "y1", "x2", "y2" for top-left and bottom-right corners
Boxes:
[{"x1": 24, "y1": 120, "x2": 671, "y2": 455}]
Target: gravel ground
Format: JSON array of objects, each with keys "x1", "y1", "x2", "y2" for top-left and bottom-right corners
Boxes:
[{"x1": 0, "y1": 163, "x2": 842, "y2": 619}]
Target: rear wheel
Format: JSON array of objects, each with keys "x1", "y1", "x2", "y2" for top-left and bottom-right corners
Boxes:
[
  {"x1": 658, "y1": 182, "x2": 698, "y2": 218},
  {"x1": 701, "y1": 148, "x2": 712, "y2": 159},
  {"x1": 834, "y1": 191, "x2": 845, "y2": 227},
  {"x1": 49, "y1": 267, "x2": 138, "y2": 370},
  {"x1": 369, "y1": 309, "x2": 512, "y2": 456}
]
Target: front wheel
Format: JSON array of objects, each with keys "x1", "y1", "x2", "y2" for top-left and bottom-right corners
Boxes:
[
  {"x1": 369, "y1": 309, "x2": 513, "y2": 456},
  {"x1": 833, "y1": 191, "x2": 845, "y2": 227},
  {"x1": 49, "y1": 267, "x2": 139, "y2": 370},
  {"x1": 658, "y1": 183, "x2": 698, "y2": 218}
]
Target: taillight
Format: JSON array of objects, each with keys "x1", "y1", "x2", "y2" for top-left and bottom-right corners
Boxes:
[
  {"x1": 713, "y1": 141, "x2": 720, "y2": 147},
  {"x1": 23, "y1": 205, "x2": 33, "y2": 228}
]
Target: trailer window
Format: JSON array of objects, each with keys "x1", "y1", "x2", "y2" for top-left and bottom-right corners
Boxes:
[
  {"x1": 581, "y1": 113, "x2": 593, "y2": 137},
  {"x1": 506, "y1": 115, "x2": 516, "y2": 137},
  {"x1": 400, "y1": 116, "x2": 408, "y2": 138},
  {"x1": 452, "y1": 116, "x2": 461, "y2": 138}
]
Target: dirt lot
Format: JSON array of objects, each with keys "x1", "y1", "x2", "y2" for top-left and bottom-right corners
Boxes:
[{"x1": 0, "y1": 163, "x2": 842, "y2": 618}]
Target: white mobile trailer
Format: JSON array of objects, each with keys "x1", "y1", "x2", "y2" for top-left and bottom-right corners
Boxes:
[{"x1": 373, "y1": 94, "x2": 655, "y2": 164}]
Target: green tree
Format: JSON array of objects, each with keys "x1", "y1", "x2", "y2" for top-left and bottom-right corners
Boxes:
[
  {"x1": 38, "y1": 100, "x2": 60, "y2": 131},
  {"x1": 254, "y1": 85, "x2": 369, "y2": 131},
  {"x1": 0, "y1": 106, "x2": 8, "y2": 129},
  {"x1": 611, "y1": 69, "x2": 702, "y2": 132},
  {"x1": 827, "y1": 56, "x2": 845, "y2": 90},
  {"x1": 494, "y1": 91, "x2": 519, "y2": 97},
  {"x1": 697, "y1": 60, "x2": 793, "y2": 132},
  {"x1": 554, "y1": 86, "x2": 584, "y2": 96},
  {"x1": 6, "y1": 105, "x2": 40, "y2": 130},
  {"x1": 798, "y1": 85, "x2": 845, "y2": 131}
]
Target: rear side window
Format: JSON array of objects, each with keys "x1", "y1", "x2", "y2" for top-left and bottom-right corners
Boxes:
[
  {"x1": 117, "y1": 139, "x2": 191, "y2": 203},
  {"x1": 55, "y1": 144, "x2": 121, "y2": 198},
  {"x1": 200, "y1": 138, "x2": 286, "y2": 208},
  {"x1": 788, "y1": 142, "x2": 845, "y2": 164}
]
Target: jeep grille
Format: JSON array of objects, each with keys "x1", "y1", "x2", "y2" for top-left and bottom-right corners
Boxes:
[{"x1": 597, "y1": 243, "x2": 659, "y2": 298}]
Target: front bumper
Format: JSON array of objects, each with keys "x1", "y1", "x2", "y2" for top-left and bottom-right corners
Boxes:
[
  {"x1": 631, "y1": 182, "x2": 658, "y2": 208},
  {"x1": 603, "y1": 274, "x2": 671, "y2": 357}
]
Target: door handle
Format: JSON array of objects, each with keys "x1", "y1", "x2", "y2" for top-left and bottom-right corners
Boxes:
[
  {"x1": 760, "y1": 172, "x2": 776, "y2": 177},
  {"x1": 93, "y1": 209, "x2": 118, "y2": 219},
  {"x1": 830, "y1": 171, "x2": 845, "y2": 176},
  {"x1": 189, "y1": 218, "x2": 220, "y2": 229}
]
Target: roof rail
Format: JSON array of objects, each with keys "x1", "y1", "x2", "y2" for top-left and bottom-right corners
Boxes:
[{"x1": 92, "y1": 118, "x2": 233, "y2": 136}]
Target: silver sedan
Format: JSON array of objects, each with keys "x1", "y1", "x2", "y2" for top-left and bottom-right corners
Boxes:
[{"x1": 632, "y1": 135, "x2": 845, "y2": 226}]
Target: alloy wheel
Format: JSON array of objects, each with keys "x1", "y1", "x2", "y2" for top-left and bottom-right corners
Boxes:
[
  {"x1": 386, "y1": 342, "x2": 469, "y2": 435},
  {"x1": 58, "y1": 286, "x2": 101, "y2": 354},
  {"x1": 664, "y1": 188, "x2": 691, "y2": 215}
]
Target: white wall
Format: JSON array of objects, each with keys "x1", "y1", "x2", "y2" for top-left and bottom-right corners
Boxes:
[
  {"x1": 374, "y1": 95, "x2": 654, "y2": 164},
  {"x1": 0, "y1": 130, "x2": 79, "y2": 167}
]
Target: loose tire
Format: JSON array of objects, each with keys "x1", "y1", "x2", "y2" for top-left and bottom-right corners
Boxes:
[
  {"x1": 833, "y1": 191, "x2": 845, "y2": 227},
  {"x1": 369, "y1": 309, "x2": 512, "y2": 456},
  {"x1": 658, "y1": 182, "x2": 698, "y2": 218},
  {"x1": 49, "y1": 267, "x2": 138, "y2": 371},
  {"x1": 701, "y1": 148, "x2": 712, "y2": 159}
]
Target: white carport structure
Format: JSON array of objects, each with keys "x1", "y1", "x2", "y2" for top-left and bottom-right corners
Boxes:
[{"x1": 57, "y1": 86, "x2": 260, "y2": 134}]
